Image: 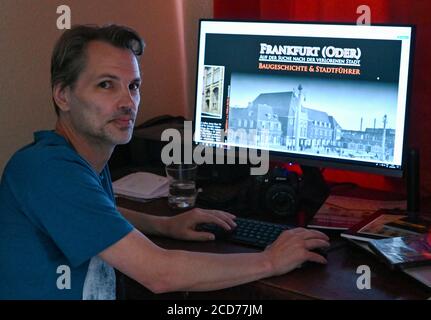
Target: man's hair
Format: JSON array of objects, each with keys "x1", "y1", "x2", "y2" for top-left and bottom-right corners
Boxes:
[{"x1": 51, "y1": 24, "x2": 145, "y2": 115}]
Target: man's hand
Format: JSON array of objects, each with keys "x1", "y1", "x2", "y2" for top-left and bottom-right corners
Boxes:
[
  {"x1": 263, "y1": 228, "x2": 330, "y2": 275},
  {"x1": 165, "y1": 208, "x2": 237, "y2": 241}
]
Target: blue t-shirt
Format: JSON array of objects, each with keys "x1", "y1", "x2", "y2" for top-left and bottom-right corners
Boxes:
[{"x1": 0, "y1": 131, "x2": 133, "y2": 299}]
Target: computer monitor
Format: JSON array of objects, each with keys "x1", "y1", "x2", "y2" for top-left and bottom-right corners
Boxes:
[{"x1": 193, "y1": 19, "x2": 414, "y2": 178}]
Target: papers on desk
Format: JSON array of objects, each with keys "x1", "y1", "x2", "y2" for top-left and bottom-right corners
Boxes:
[
  {"x1": 113, "y1": 172, "x2": 169, "y2": 200},
  {"x1": 307, "y1": 195, "x2": 407, "y2": 230},
  {"x1": 340, "y1": 210, "x2": 409, "y2": 243},
  {"x1": 349, "y1": 238, "x2": 431, "y2": 289},
  {"x1": 403, "y1": 265, "x2": 431, "y2": 289}
]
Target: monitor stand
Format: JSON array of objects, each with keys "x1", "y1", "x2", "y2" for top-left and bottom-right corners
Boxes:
[
  {"x1": 406, "y1": 147, "x2": 421, "y2": 222},
  {"x1": 403, "y1": 147, "x2": 431, "y2": 229}
]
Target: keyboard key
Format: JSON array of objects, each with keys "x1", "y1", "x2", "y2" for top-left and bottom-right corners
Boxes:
[{"x1": 229, "y1": 217, "x2": 291, "y2": 249}]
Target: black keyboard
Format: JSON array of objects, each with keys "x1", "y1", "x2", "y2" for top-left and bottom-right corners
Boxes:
[{"x1": 197, "y1": 217, "x2": 291, "y2": 249}]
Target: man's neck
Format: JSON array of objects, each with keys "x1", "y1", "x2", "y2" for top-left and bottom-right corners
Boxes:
[{"x1": 55, "y1": 120, "x2": 113, "y2": 174}]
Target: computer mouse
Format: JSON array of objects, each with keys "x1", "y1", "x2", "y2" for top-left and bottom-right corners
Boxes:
[
  {"x1": 312, "y1": 247, "x2": 328, "y2": 259},
  {"x1": 300, "y1": 247, "x2": 329, "y2": 268}
]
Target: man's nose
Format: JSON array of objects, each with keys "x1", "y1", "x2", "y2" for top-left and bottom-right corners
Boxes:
[{"x1": 118, "y1": 87, "x2": 139, "y2": 111}]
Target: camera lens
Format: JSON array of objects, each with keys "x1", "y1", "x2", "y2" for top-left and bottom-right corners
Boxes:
[{"x1": 265, "y1": 184, "x2": 297, "y2": 216}]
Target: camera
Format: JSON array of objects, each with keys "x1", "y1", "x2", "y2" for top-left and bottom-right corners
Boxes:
[{"x1": 247, "y1": 167, "x2": 300, "y2": 217}]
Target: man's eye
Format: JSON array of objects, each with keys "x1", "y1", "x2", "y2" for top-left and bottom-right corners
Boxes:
[
  {"x1": 129, "y1": 83, "x2": 140, "y2": 91},
  {"x1": 99, "y1": 81, "x2": 112, "y2": 89}
]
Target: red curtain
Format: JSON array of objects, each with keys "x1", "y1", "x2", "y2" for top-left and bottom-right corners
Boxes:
[{"x1": 214, "y1": 0, "x2": 431, "y2": 197}]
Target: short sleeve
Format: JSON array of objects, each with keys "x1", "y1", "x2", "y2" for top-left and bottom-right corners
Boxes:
[{"x1": 16, "y1": 153, "x2": 133, "y2": 267}]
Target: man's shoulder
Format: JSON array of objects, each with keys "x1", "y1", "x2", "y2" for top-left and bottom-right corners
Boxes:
[
  {"x1": 5, "y1": 136, "x2": 90, "y2": 179},
  {"x1": 11, "y1": 142, "x2": 75, "y2": 166}
]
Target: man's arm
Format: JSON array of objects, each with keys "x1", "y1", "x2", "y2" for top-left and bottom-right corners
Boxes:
[
  {"x1": 117, "y1": 207, "x2": 169, "y2": 236},
  {"x1": 99, "y1": 227, "x2": 329, "y2": 294},
  {"x1": 118, "y1": 207, "x2": 236, "y2": 241}
]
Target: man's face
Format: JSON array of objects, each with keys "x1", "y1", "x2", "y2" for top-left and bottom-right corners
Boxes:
[{"x1": 65, "y1": 41, "x2": 141, "y2": 146}]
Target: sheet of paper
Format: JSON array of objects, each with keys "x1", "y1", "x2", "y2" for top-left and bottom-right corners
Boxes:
[{"x1": 113, "y1": 172, "x2": 169, "y2": 199}]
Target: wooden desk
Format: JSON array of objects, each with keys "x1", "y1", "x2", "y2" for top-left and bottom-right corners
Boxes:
[{"x1": 115, "y1": 197, "x2": 431, "y2": 300}]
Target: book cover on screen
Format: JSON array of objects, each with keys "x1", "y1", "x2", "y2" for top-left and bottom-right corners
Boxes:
[
  {"x1": 368, "y1": 234, "x2": 431, "y2": 269},
  {"x1": 194, "y1": 23, "x2": 409, "y2": 177}
]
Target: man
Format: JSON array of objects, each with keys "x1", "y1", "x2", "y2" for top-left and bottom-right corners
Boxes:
[{"x1": 0, "y1": 25, "x2": 329, "y2": 300}]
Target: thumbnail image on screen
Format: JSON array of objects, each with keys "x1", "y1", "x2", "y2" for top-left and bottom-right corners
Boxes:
[{"x1": 200, "y1": 65, "x2": 225, "y2": 119}]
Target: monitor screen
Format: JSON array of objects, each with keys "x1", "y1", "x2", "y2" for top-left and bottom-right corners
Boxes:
[{"x1": 193, "y1": 20, "x2": 414, "y2": 177}]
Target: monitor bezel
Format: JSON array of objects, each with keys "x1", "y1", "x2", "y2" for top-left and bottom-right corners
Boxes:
[{"x1": 192, "y1": 19, "x2": 416, "y2": 178}]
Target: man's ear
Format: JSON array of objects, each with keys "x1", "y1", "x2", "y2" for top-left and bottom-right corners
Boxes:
[{"x1": 53, "y1": 84, "x2": 71, "y2": 112}]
